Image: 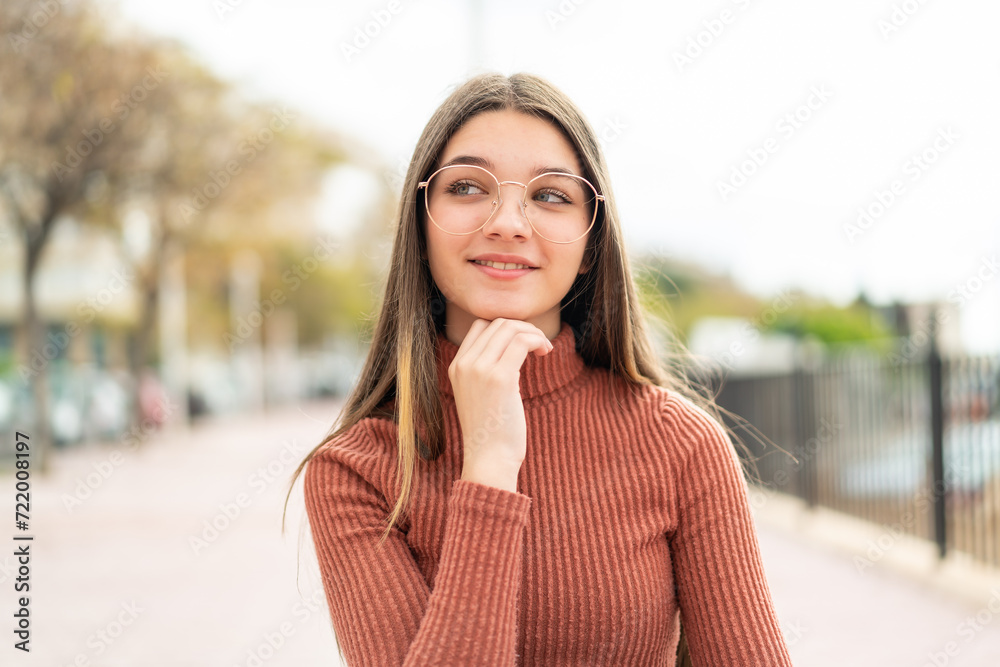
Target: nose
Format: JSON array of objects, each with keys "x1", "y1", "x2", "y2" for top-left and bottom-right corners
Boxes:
[{"x1": 484, "y1": 183, "x2": 531, "y2": 239}]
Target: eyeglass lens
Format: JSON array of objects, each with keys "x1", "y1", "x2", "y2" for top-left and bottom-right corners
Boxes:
[{"x1": 424, "y1": 165, "x2": 596, "y2": 243}]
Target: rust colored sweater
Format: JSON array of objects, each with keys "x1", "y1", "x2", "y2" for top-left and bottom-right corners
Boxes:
[{"x1": 304, "y1": 321, "x2": 793, "y2": 666}]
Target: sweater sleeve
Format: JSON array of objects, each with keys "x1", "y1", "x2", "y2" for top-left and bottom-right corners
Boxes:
[
  {"x1": 662, "y1": 396, "x2": 794, "y2": 666},
  {"x1": 303, "y1": 421, "x2": 533, "y2": 667}
]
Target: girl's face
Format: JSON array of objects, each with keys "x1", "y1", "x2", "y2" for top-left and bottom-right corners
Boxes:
[{"x1": 424, "y1": 108, "x2": 591, "y2": 345}]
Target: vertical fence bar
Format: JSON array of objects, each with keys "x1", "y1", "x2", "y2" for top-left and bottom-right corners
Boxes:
[
  {"x1": 929, "y1": 327, "x2": 947, "y2": 560},
  {"x1": 793, "y1": 363, "x2": 817, "y2": 508}
]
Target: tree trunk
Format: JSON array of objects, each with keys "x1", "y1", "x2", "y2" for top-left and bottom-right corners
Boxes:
[
  {"x1": 22, "y1": 243, "x2": 52, "y2": 474},
  {"x1": 16, "y1": 196, "x2": 65, "y2": 475},
  {"x1": 128, "y1": 261, "x2": 161, "y2": 440}
]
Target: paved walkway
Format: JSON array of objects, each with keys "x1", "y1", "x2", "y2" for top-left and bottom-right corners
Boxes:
[
  {"x1": 755, "y1": 485, "x2": 1000, "y2": 667},
  {"x1": 2, "y1": 399, "x2": 1000, "y2": 666},
  {"x1": 1, "y1": 400, "x2": 347, "y2": 667}
]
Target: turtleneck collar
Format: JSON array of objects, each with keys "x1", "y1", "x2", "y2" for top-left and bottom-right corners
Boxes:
[{"x1": 435, "y1": 321, "x2": 587, "y2": 401}]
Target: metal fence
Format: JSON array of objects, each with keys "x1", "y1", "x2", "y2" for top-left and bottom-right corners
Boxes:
[{"x1": 713, "y1": 343, "x2": 1000, "y2": 569}]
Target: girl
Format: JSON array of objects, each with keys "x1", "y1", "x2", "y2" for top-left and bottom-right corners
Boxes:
[{"x1": 285, "y1": 72, "x2": 793, "y2": 666}]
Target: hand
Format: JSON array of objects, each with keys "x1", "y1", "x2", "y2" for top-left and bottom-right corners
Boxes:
[{"x1": 449, "y1": 318, "x2": 554, "y2": 492}]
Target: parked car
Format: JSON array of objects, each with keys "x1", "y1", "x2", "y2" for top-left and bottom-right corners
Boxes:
[{"x1": 0, "y1": 363, "x2": 132, "y2": 448}]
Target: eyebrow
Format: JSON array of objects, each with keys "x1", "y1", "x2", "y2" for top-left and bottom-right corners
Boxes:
[{"x1": 438, "y1": 155, "x2": 579, "y2": 179}]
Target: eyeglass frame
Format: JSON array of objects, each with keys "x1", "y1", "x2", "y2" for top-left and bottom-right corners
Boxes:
[{"x1": 417, "y1": 163, "x2": 605, "y2": 245}]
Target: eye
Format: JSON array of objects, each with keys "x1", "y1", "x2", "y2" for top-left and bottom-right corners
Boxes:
[
  {"x1": 446, "y1": 179, "x2": 488, "y2": 196},
  {"x1": 533, "y1": 188, "x2": 572, "y2": 205}
]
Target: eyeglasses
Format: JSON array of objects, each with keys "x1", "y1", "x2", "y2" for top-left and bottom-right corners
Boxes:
[{"x1": 418, "y1": 164, "x2": 604, "y2": 244}]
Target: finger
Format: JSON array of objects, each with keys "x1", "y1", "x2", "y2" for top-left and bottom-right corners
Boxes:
[
  {"x1": 480, "y1": 323, "x2": 552, "y2": 368},
  {"x1": 456, "y1": 317, "x2": 517, "y2": 366},
  {"x1": 453, "y1": 318, "x2": 491, "y2": 364},
  {"x1": 497, "y1": 330, "x2": 553, "y2": 372}
]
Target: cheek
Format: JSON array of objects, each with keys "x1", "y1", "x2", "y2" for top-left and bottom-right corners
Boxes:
[
  {"x1": 546, "y1": 248, "x2": 588, "y2": 294},
  {"x1": 425, "y1": 231, "x2": 464, "y2": 300},
  {"x1": 565, "y1": 244, "x2": 589, "y2": 279}
]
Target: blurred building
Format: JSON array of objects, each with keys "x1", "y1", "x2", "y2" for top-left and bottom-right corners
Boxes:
[
  {"x1": 0, "y1": 217, "x2": 139, "y2": 444},
  {"x1": 873, "y1": 300, "x2": 965, "y2": 357},
  {"x1": 0, "y1": 217, "x2": 137, "y2": 371}
]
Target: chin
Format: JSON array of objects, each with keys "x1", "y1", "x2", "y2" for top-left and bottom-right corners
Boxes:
[
  {"x1": 470, "y1": 305, "x2": 535, "y2": 322},
  {"x1": 473, "y1": 311, "x2": 530, "y2": 322}
]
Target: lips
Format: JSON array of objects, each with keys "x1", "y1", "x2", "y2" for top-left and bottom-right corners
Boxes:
[
  {"x1": 470, "y1": 259, "x2": 534, "y2": 270},
  {"x1": 468, "y1": 259, "x2": 536, "y2": 280},
  {"x1": 468, "y1": 253, "x2": 539, "y2": 269}
]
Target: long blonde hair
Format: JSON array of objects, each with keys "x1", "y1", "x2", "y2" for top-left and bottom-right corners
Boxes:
[{"x1": 282, "y1": 71, "x2": 755, "y2": 545}]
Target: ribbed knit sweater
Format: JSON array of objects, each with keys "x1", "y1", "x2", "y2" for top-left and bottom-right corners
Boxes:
[{"x1": 304, "y1": 320, "x2": 794, "y2": 666}]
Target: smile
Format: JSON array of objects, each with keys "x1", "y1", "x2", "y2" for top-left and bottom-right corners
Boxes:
[
  {"x1": 469, "y1": 260, "x2": 537, "y2": 280},
  {"x1": 471, "y1": 259, "x2": 534, "y2": 270}
]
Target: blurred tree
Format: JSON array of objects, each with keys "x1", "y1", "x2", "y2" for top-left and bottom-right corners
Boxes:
[
  {"x1": 763, "y1": 299, "x2": 894, "y2": 348},
  {"x1": 0, "y1": 0, "x2": 345, "y2": 467},
  {"x1": 183, "y1": 235, "x2": 379, "y2": 354},
  {"x1": 632, "y1": 252, "x2": 765, "y2": 344},
  {"x1": 102, "y1": 47, "x2": 343, "y2": 433},
  {"x1": 632, "y1": 251, "x2": 895, "y2": 350},
  {"x1": 0, "y1": 0, "x2": 173, "y2": 470}
]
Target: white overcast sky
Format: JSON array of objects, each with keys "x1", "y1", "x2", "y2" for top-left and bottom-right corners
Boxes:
[{"x1": 99, "y1": 0, "x2": 1000, "y2": 351}]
